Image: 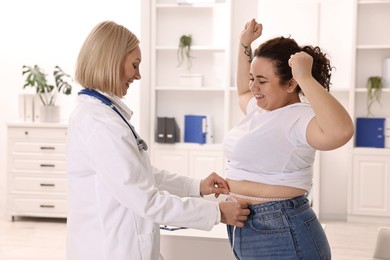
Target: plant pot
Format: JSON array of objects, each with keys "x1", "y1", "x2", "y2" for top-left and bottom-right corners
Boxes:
[{"x1": 40, "y1": 106, "x2": 60, "y2": 123}]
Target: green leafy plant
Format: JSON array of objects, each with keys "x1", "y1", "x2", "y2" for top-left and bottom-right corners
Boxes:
[
  {"x1": 177, "y1": 34, "x2": 193, "y2": 70},
  {"x1": 22, "y1": 65, "x2": 73, "y2": 106},
  {"x1": 366, "y1": 76, "x2": 382, "y2": 116}
]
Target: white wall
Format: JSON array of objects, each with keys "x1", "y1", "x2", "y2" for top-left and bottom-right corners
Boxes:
[{"x1": 0, "y1": 0, "x2": 141, "y2": 217}]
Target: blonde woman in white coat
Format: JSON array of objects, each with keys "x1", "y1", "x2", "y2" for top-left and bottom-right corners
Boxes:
[{"x1": 66, "y1": 21, "x2": 250, "y2": 260}]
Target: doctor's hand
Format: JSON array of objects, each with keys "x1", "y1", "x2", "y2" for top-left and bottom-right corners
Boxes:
[
  {"x1": 219, "y1": 201, "x2": 250, "y2": 228},
  {"x1": 200, "y1": 172, "x2": 230, "y2": 198}
]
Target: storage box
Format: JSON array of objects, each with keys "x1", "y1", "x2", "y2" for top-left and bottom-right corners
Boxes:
[
  {"x1": 385, "y1": 117, "x2": 390, "y2": 148},
  {"x1": 383, "y1": 58, "x2": 390, "y2": 88},
  {"x1": 356, "y1": 117, "x2": 385, "y2": 148},
  {"x1": 179, "y1": 74, "x2": 202, "y2": 88}
]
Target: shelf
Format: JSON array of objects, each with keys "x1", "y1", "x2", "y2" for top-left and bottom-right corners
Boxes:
[
  {"x1": 358, "y1": 0, "x2": 390, "y2": 4},
  {"x1": 155, "y1": 46, "x2": 225, "y2": 51},
  {"x1": 153, "y1": 142, "x2": 223, "y2": 150},
  {"x1": 156, "y1": 3, "x2": 226, "y2": 8},
  {"x1": 155, "y1": 86, "x2": 225, "y2": 91},
  {"x1": 353, "y1": 147, "x2": 390, "y2": 154},
  {"x1": 355, "y1": 88, "x2": 390, "y2": 92},
  {"x1": 330, "y1": 88, "x2": 350, "y2": 93},
  {"x1": 357, "y1": 45, "x2": 390, "y2": 49}
]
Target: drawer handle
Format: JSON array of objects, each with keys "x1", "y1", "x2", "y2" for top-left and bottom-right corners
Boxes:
[
  {"x1": 40, "y1": 183, "x2": 55, "y2": 187},
  {"x1": 40, "y1": 204, "x2": 55, "y2": 208},
  {"x1": 40, "y1": 146, "x2": 55, "y2": 150},
  {"x1": 40, "y1": 164, "x2": 55, "y2": 168}
]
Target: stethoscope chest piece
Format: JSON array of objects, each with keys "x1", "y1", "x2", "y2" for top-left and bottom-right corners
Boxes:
[{"x1": 137, "y1": 138, "x2": 148, "y2": 151}]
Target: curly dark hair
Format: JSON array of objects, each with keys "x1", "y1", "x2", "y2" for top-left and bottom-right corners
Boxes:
[{"x1": 253, "y1": 36, "x2": 332, "y2": 93}]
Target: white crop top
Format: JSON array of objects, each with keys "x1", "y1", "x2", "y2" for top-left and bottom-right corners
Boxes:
[{"x1": 223, "y1": 98, "x2": 316, "y2": 191}]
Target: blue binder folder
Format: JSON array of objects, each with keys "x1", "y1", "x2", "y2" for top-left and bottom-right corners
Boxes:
[
  {"x1": 184, "y1": 115, "x2": 206, "y2": 144},
  {"x1": 356, "y1": 117, "x2": 385, "y2": 148}
]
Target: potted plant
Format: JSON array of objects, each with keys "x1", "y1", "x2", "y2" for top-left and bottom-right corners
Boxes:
[
  {"x1": 177, "y1": 34, "x2": 202, "y2": 87},
  {"x1": 366, "y1": 76, "x2": 382, "y2": 117},
  {"x1": 177, "y1": 34, "x2": 193, "y2": 70},
  {"x1": 22, "y1": 65, "x2": 73, "y2": 122}
]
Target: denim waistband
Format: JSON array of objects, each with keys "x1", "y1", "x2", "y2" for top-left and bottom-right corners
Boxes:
[{"x1": 248, "y1": 195, "x2": 308, "y2": 214}]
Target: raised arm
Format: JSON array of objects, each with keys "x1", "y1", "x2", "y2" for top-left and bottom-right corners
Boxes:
[
  {"x1": 237, "y1": 19, "x2": 262, "y2": 113},
  {"x1": 288, "y1": 52, "x2": 354, "y2": 150}
]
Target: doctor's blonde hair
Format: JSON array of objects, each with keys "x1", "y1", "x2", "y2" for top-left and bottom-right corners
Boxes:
[{"x1": 75, "y1": 21, "x2": 139, "y2": 97}]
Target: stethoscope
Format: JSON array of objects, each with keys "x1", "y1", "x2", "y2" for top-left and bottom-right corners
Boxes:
[{"x1": 78, "y1": 89, "x2": 148, "y2": 151}]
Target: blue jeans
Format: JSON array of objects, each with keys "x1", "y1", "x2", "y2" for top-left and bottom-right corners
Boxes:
[{"x1": 227, "y1": 196, "x2": 331, "y2": 259}]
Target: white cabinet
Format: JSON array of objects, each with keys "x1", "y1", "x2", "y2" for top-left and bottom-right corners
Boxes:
[
  {"x1": 152, "y1": 144, "x2": 224, "y2": 179},
  {"x1": 153, "y1": 148, "x2": 189, "y2": 175},
  {"x1": 160, "y1": 223, "x2": 234, "y2": 260},
  {"x1": 188, "y1": 150, "x2": 223, "y2": 178},
  {"x1": 349, "y1": 149, "x2": 390, "y2": 223},
  {"x1": 6, "y1": 123, "x2": 67, "y2": 220}
]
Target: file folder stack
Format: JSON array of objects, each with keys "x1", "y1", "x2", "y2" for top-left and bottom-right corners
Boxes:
[
  {"x1": 386, "y1": 118, "x2": 390, "y2": 148},
  {"x1": 19, "y1": 93, "x2": 38, "y2": 122},
  {"x1": 184, "y1": 115, "x2": 207, "y2": 144},
  {"x1": 156, "y1": 117, "x2": 180, "y2": 143},
  {"x1": 355, "y1": 117, "x2": 385, "y2": 148}
]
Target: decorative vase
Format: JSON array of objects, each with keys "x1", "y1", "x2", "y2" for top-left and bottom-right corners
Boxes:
[
  {"x1": 39, "y1": 105, "x2": 60, "y2": 123},
  {"x1": 179, "y1": 74, "x2": 203, "y2": 87}
]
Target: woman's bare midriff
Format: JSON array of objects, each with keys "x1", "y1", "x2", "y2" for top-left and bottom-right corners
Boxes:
[{"x1": 227, "y1": 179, "x2": 306, "y2": 205}]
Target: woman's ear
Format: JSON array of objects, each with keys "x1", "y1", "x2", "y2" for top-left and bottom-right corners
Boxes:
[{"x1": 287, "y1": 78, "x2": 298, "y2": 94}]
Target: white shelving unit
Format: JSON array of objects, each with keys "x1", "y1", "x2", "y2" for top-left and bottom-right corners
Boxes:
[
  {"x1": 353, "y1": 0, "x2": 390, "y2": 119},
  {"x1": 347, "y1": 0, "x2": 390, "y2": 223},
  {"x1": 148, "y1": 0, "x2": 237, "y2": 179}
]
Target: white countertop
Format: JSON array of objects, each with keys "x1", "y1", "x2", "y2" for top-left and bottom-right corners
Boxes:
[{"x1": 160, "y1": 223, "x2": 228, "y2": 240}]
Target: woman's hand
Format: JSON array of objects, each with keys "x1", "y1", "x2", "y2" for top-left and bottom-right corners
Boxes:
[
  {"x1": 200, "y1": 172, "x2": 230, "y2": 198},
  {"x1": 288, "y1": 51, "x2": 314, "y2": 84},
  {"x1": 240, "y1": 18, "x2": 263, "y2": 46}
]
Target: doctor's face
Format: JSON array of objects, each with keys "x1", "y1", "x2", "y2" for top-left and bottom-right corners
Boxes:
[{"x1": 122, "y1": 45, "x2": 142, "y2": 96}]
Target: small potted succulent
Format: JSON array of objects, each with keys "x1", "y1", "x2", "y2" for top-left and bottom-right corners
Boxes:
[
  {"x1": 177, "y1": 34, "x2": 193, "y2": 70},
  {"x1": 366, "y1": 76, "x2": 382, "y2": 117},
  {"x1": 22, "y1": 65, "x2": 73, "y2": 122},
  {"x1": 177, "y1": 34, "x2": 202, "y2": 87}
]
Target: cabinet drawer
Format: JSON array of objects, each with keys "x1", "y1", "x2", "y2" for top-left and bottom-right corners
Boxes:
[
  {"x1": 11, "y1": 176, "x2": 67, "y2": 194},
  {"x1": 11, "y1": 197, "x2": 67, "y2": 214},
  {"x1": 10, "y1": 141, "x2": 66, "y2": 154},
  {"x1": 8, "y1": 127, "x2": 67, "y2": 140},
  {"x1": 11, "y1": 158, "x2": 66, "y2": 172}
]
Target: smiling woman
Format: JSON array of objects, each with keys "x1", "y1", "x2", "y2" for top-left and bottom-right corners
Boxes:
[{"x1": 224, "y1": 18, "x2": 354, "y2": 259}]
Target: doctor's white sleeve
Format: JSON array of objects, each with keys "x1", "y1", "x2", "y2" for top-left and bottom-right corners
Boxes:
[
  {"x1": 152, "y1": 167, "x2": 202, "y2": 197},
  {"x1": 152, "y1": 168, "x2": 221, "y2": 224},
  {"x1": 87, "y1": 117, "x2": 220, "y2": 230}
]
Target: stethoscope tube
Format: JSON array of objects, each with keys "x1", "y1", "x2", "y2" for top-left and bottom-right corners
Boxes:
[{"x1": 78, "y1": 89, "x2": 148, "y2": 151}]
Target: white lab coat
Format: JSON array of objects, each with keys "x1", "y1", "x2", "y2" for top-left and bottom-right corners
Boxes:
[{"x1": 66, "y1": 93, "x2": 220, "y2": 260}]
